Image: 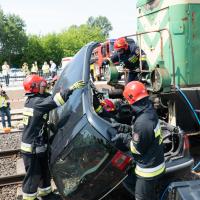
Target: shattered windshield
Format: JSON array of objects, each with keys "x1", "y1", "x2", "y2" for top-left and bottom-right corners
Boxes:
[{"x1": 52, "y1": 123, "x2": 110, "y2": 197}]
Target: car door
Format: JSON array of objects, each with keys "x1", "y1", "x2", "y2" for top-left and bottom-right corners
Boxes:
[{"x1": 49, "y1": 42, "x2": 132, "y2": 200}]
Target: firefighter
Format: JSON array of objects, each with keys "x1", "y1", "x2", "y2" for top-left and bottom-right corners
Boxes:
[
  {"x1": 21, "y1": 74, "x2": 85, "y2": 200},
  {"x1": 110, "y1": 37, "x2": 149, "y2": 83},
  {"x1": 112, "y1": 81, "x2": 165, "y2": 200}
]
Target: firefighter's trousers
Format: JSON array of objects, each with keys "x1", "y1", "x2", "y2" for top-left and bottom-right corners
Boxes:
[
  {"x1": 22, "y1": 152, "x2": 52, "y2": 198},
  {"x1": 123, "y1": 172, "x2": 160, "y2": 200}
]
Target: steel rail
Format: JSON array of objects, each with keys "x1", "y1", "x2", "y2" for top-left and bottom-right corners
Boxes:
[
  {"x1": 0, "y1": 149, "x2": 21, "y2": 158},
  {"x1": 0, "y1": 174, "x2": 25, "y2": 187}
]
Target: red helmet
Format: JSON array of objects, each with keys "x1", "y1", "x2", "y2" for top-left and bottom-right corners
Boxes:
[
  {"x1": 23, "y1": 75, "x2": 47, "y2": 93},
  {"x1": 114, "y1": 37, "x2": 128, "y2": 51},
  {"x1": 123, "y1": 81, "x2": 149, "y2": 105},
  {"x1": 101, "y1": 99, "x2": 115, "y2": 112}
]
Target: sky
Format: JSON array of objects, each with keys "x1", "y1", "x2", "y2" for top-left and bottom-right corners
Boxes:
[{"x1": 0, "y1": 0, "x2": 137, "y2": 39}]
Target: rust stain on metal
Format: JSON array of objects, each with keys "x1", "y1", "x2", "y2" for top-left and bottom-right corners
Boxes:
[
  {"x1": 192, "y1": 12, "x2": 195, "y2": 39},
  {"x1": 192, "y1": 12, "x2": 195, "y2": 24},
  {"x1": 182, "y1": 17, "x2": 188, "y2": 21}
]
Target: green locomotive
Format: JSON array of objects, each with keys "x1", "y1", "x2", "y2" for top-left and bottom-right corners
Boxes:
[
  {"x1": 104, "y1": 0, "x2": 200, "y2": 133},
  {"x1": 135, "y1": 0, "x2": 200, "y2": 133}
]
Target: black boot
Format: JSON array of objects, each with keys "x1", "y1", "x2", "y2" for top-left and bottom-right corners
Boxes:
[{"x1": 40, "y1": 192, "x2": 62, "y2": 200}]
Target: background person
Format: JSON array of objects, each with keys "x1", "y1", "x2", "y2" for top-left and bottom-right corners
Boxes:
[
  {"x1": 2, "y1": 61, "x2": 10, "y2": 86},
  {"x1": 42, "y1": 61, "x2": 50, "y2": 79},
  {"x1": 50, "y1": 60, "x2": 57, "y2": 78},
  {"x1": 31, "y1": 63, "x2": 38, "y2": 74},
  {"x1": 0, "y1": 84, "x2": 11, "y2": 131},
  {"x1": 22, "y1": 62, "x2": 30, "y2": 76}
]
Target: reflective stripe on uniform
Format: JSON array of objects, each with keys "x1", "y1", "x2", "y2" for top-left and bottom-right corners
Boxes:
[
  {"x1": 95, "y1": 105, "x2": 103, "y2": 113},
  {"x1": 154, "y1": 122, "x2": 161, "y2": 138},
  {"x1": 140, "y1": 55, "x2": 147, "y2": 61},
  {"x1": 38, "y1": 186, "x2": 52, "y2": 197},
  {"x1": 128, "y1": 55, "x2": 138, "y2": 63},
  {"x1": 154, "y1": 122, "x2": 163, "y2": 144},
  {"x1": 53, "y1": 93, "x2": 65, "y2": 106},
  {"x1": 135, "y1": 162, "x2": 165, "y2": 178},
  {"x1": 21, "y1": 142, "x2": 32, "y2": 153},
  {"x1": 43, "y1": 113, "x2": 47, "y2": 120},
  {"x1": 23, "y1": 107, "x2": 34, "y2": 116},
  {"x1": 130, "y1": 140, "x2": 141, "y2": 155},
  {"x1": 23, "y1": 192, "x2": 37, "y2": 200}
]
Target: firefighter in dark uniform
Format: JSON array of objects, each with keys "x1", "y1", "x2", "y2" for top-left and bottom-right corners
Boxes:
[
  {"x1": 21, "y1": 74, "x2": 85, "y2": 200},
  {"x1": 112, "y1": 81, "x2": 165, "y2": 200},
  {"x1": 111, "y1": 37, "x2": 149, "y2": 83}
]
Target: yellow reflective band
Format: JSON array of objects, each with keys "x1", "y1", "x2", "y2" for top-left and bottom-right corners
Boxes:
[
  {"x1": 140, "y1": 55, "x2": 147, "y2": 61},
  {"x1": 38, "y1": 186, "x2": 52, "y2": 197},
  {"x1": 130, "y1": 141, "x2": 141, "y2": 155},
  {"x1": 95, "y1": 105, "x2": 103, "y2": 113},
  {"x1": 135, "y1": 162, "x2": 165, "y2": 178},
  {"x1": 22, "y1": 116, "x2": 29, "y2": 125},
  {"x1": 23, "y1": 107, "x2": 34, "y2": 117},
  {"x1": 21, "y1": 142, "x2": 32, "y2": 153},
  {"x1": 154, "y1": 122, "x2": 163, "y2": 144},
  {"x1": 23, "y1": 192, "x2": 37, "y2": 200},
  {"x1": 53, "y1": 93, "x2": 65, "y2": 106},
  {"x1": 129, "y1": 55, "x2": 138, "y2": 63},
  {"x1": 154, "y1": 122, "x2": 161, "y2": 138},
  {"x1": 140, "y1": 57, "x2": 147, "y2": 61}
]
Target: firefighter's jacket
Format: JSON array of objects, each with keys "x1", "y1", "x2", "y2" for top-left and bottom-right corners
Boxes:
[
  {"x1": 130, "y1": 100, "x2": 165, "y2": 179},
  {"x1": 111, "y1": 42, "x2": 149, "y2": 71},
  {"x1": 21, "y1": 90, "x2": 72, "y2": 154}
]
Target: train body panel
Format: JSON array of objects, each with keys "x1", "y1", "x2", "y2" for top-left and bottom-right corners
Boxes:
[{"x1": 137, "y1": 0, "x2": 200, "y2": 86}]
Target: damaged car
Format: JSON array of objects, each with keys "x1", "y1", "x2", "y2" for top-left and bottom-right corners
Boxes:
[{"x1": 48, "y1": 42, "x2": 194, "y2": 200}]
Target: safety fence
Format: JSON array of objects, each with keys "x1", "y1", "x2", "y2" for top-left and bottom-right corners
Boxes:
[{"x1": 0, "y1": 70, "x2": 52, "y2": 86}]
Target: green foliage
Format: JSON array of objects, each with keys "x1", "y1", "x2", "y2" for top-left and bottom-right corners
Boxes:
[
  {"x1": 0, "y1": 7, "x2": 112, "y2": 68},
  {"x1": 59, "y1": 24, "x2": 106, "y2": 56},
  {"x1": 41, "y1": 33, "x2": 64, "y2": 65},
  {"x1": 22, "y1": 35, "x2": 45, "y2": 69},
  {"x1": 87, "y1": 16, "x2": 113, "y2": 37},
  {"x1": 0, "y1": 8, "x2": 27, "y2": 67}
]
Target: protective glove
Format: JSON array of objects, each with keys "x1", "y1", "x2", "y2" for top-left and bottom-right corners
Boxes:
[
  {"x1": 111, "y1": 133, "x2": 132, "y2": 144},
  {"x1": 69, "y1": 80, "x2": 85, "y2": 91},
  {"x1": 112, "y1": 122, "x2": 132, "y2": 133}
]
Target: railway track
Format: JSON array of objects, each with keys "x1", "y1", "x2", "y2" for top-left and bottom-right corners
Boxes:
[
  {"x1": 0, "y1": 149, "x2": 21, "y2": 158},
  {"x1": 0, "y1": 174, "x2": 24, "y2": 187},
  {"x1": 0, "y1": 149, "x2": 21, "y2": 178},
  {"x1": 0, "y1": 131, "x2": 22, "y2": 151}
]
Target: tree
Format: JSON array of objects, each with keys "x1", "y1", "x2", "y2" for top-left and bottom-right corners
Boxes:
[
  {"x1": 41, "y1": 33, "x2": 64, "y2": 65},
  {"x1": 22, "y1": 35, "x2": 45, "y2": 68},
  {"x1": 0, "y1": 9, "x2": 27, "y2": 67},
  {"x1": 0, "y1": 8, "x2": 5, "y2": 53},
  {"x1": 87, "y1": 16, "x2": 113, "y2": 37},
  {"x1": 60, "y1": 24, "x2": 106, "y2": 56}
]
